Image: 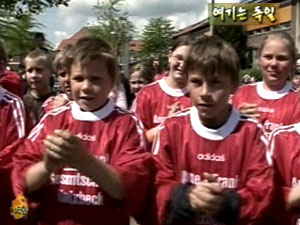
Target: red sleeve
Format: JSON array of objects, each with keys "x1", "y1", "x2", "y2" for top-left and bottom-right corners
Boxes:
[
  {"x1": 0, "y1": 93, "x2": 28, "y2": 150},
  {"x1": 236, "y1": 128, "x2": 274, "y2": 224},
  {"x1": 231, "y1": 86, "x2": 245, "y2": 110},
  {"x1": 152, "y1": 123, "x2": 179, "y2": 225},
  {"x1": 12, "y1": 118, "x2": 49, "y2": 197},
  {"x1": 132, "y1": 88, "x2": 154, "y2": 130},
  {"x1": 268, "y1": 131, "x2": 295, "y2": 225},
  {"x1": 109, "y1": 115, "x2": 155, "y2": 216},
  {"x1": 0, "y1": 71, "x2": 23, "y2": 97}
]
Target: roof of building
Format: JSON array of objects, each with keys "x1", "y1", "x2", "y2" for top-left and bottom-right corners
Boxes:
[
  {"x1": 56, "y1": 27, "x2": 90, "y2": 51},
  {"x1": 174, "y1": 18, "x2": 209, "y2": 37}
]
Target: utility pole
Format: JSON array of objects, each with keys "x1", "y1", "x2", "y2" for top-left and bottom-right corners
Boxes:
[{"x1": 210, "y1": 0, "x2": 215, "y2": 36}]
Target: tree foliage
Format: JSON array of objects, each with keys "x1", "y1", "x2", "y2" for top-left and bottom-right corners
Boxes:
[
  {"x1": 0, "y1": 0, "x2": 69, "y2": 16},
  {"x1": 87, "y1": 0, "x2": 134, "y2": 56},
  {"x1": 1, "y1": 14, "x2": 41, "y2": 56},
  {"x1": 213, "y1": 25, "x2": 248, "y2": 69},
  {"x1": 139, "y1": 17, "x2": 175, "y2": 68},
  {"x1": 0, "y1": 9, "x2": 42, "y2": 62}
]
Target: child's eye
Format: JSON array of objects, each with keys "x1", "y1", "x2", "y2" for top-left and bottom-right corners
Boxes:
[
  {"x1": 72, "y1": 76, "x2": 84, "y2": 82},
  {"x1": 263, "y1": 55, "x2": 272, "y2": 60},
  {"x1": 277, "y1": 55, "x2": 289, "y2": 61},
  {"x1": 189, "y1": 78, "x2": 202, "y2": 85}
]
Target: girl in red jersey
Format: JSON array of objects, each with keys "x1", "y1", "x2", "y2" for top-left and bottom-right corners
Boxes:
[
  {"x1": 129, "y1": 64, "x2": 153, "y2": 107},
  {"x1": 153, "y1": 36, "x2": 273, "y2": 225},
  {"x1": 11, "y1": 36, "x2": 152, "y2": 225},
  {"x1": 132, "y1": 35, "x2": 193, "y2": 143},
  {"x1": 232, "y1": 31, "x2": 300, "y2": 136}
]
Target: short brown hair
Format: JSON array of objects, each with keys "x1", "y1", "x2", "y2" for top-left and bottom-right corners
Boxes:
[
  {"x1": 53, "y1": 45, "x2": 72, "y2": 73},
  {"x1": 67, "y1": 36, "x2": 119, "y2": 84},
  {"x1": 184, "y1": 35, "x2": 239, "y2": 86},
  {"x1": 24, "y1": 48, "x2": 53, "y2": 72}
]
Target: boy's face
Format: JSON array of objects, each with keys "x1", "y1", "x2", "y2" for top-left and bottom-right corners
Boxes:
[
  {"x1": 168, "y1": 45, "x2": 190, "y2": 85},
  {"x1": 187, "y1": 72, "x2": 234, "y2": 127},
  {"x1": 25, "y1": 58, "x2": 52, "y2": 91},
  {"x1": 70, "y1": 59, "x2": 114, "y2": 111},
  {"x1": 57, "y1": 68, "x2": 71, "y2": 98}
]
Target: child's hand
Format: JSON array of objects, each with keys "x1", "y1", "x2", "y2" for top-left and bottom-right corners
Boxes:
[
  {"x1": 43, "y1": 130, "x2": 88, "y2": 168},
  {"x1": 238, "y1": 103, "x2": 260, "y2": 120},
  {"x1": 167, "y1": 101, "x2": 182, "y2": 116},
  {"x1": 188, "y1": 173, "x2": 224, "y2": 215},
  {"x1": 43, "y1": 150, "x2": 63, "y2": 173},
  {"x1": 287, "y1": 186, "x2": 300, "y2": 210}
]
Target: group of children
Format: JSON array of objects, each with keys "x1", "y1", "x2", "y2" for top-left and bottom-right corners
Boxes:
[{"x1": 0, "y1": 30, "x2": 300, "y2": 225}]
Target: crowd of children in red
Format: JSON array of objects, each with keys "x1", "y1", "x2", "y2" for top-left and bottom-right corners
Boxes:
[{"x1": 0, "y1": 31, "x2": 300, "y2": 225}]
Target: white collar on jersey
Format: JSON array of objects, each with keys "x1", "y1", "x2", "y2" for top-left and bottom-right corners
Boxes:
[
  {"x1": 0, "y1": 85, "x2": 5, "y2": 102},
  {"x1": 190, "y1": 106, "x2": 240, "y2": 140},
  {"x1": 256, "y1": 81, "x2": 292, "y2": 100},
  {"x1": 71, "y1": 99, "x2": 115, "y2": 121},
  {"x1": 158, "y1": 77, "x2": 188, "y2": 97}
]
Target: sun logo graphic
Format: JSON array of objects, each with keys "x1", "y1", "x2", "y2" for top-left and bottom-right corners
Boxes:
[{"x1": 10, "y1": 195, "x2": 28, "y2": 219}]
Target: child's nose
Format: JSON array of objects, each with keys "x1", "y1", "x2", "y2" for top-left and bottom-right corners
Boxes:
[{"x1": 82, "y1": 80, "x2": 92, "y2": 91}]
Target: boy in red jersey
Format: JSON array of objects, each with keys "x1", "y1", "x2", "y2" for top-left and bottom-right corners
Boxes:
[
  {"x1": 11, "y1": 36, "x2": 152, "y2": 225},
  {"x1": 132, "y1": 36, "x2": 193, "y2": 143},
  {"x1": 153, "y1": 36, "x2": 273, "y2": 225},
  {"x1": 232, "y1": 31, "x2": 300, "y2": 136}
]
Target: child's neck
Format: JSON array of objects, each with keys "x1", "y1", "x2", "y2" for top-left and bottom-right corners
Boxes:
[
  {"x1": 165, "y1": 76, "x2": 186, "y2": 89},
  {"x1": 30, "y1": 86, "x2": 51, "y2": 99},
  {"x1": 200, "y1": 105, "x2": 232, "y2": 130}
]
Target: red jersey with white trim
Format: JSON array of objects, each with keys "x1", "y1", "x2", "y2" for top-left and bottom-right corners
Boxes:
[
  {"x1": 12, "y1": 99, "x2": 153, "y2": 225},
  {"x1": 0, "y1": 86, "x2": 28, "y2": 225},
  {"x1": 132, "y1": 78, "x2": 190, "y2": 130},
  {"x1": 232, "y1": 82, "x2": 300, "y2": 135},
  {"x1": 0, "y1": 86, "x2": 26, "y2": 150},
  {"x1": 153, "y1": 107, "x2": 273, "y2": 225},
  {"x1": 40, "y1": 93, "x2": 69, "y2": 117},
  {"x1": 269, "y1": 123, "x2": 300, "y2": 225}
]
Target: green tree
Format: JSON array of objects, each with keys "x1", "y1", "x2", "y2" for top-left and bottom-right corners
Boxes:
[
  {"x1": 87, "y1": 0, "x2": 135, "y2": 56},
  {"x1": 0, "y1": 14, "x2": 41, "y2": 57},
  {"x1": 0, "y1": 0, "x2": 69, "y2": 15},
  {"x1": 139, "y1": 17, "x2": 175, "y2": 69},
  {"x1": 213, "y1": 25, "x2": 248, "y2": 69}
]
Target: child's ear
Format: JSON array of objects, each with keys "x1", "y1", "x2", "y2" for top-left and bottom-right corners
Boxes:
[{"x1": 168, "y1": 52, "x2": 172, "y2": 64}]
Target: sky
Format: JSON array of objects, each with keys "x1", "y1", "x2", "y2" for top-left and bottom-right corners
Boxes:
[{"x1": 34, "y1": 0, "x2": 240, "y2": 49}]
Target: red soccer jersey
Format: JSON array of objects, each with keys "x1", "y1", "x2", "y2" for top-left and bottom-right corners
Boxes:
[
  {"x1": 0, "y1": 86, "x2": 26, "y2": 150},
  {"x1": 12, "y1": 99, "x2": 153, "y2": 225},
  {"x1": 153, "y1": 106, "x2": 273, "y2": 225},
  {"x1": 269, "y1": 123, "x2": 300, "y2": 225},
  {"x1": 0, "y1": 70, "x2": 23, "y2": 97},
  {"x1": 0, "y1": 86, "x2": 28, "y2": 225},
  {"x1": 232, "y1": 82, "x2": 300, "y2": 135},
  {"x1": 40, "y1": 93, "x2": 69, "y2": 116},
  {"x1": 132, "y1": 78, "x2": 190, "y2": 130}
]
